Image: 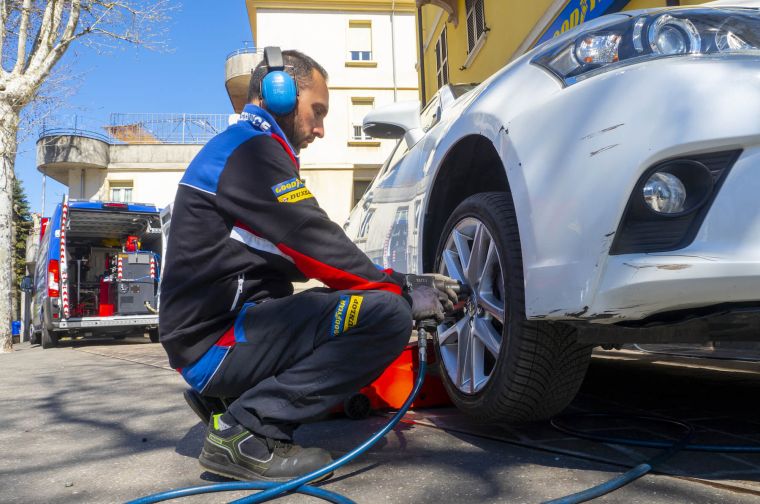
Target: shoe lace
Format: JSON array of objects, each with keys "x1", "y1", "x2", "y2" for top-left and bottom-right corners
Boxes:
[{"x1": 266, "y1": 438, "x2": 297, "y2": 456}]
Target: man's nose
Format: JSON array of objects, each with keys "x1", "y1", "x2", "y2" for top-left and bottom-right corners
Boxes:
[{"x1": 313, "y1": 120, "x2": 324, "y2": 139}]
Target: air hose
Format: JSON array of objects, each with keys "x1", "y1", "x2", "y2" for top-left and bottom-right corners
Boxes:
[
  {"x1": 127, "y1": 327, "x2": 431, "y2": 504},
  {"x1": 543, "y1": 413, "x2": 760, "y2": 504}
]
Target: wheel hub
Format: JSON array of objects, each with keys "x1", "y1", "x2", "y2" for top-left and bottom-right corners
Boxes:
[{"x1": 465, "y1": 297, "x2": 477, "y2": 317}]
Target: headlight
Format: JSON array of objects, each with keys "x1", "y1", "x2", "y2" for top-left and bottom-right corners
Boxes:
[{"x1": 533, "y1": 7, "x2": 760, "y2": 86}]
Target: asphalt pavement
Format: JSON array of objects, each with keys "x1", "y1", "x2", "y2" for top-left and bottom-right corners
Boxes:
[{"x1": 1, "y1": 337, "x2": 759, "y2": 504}]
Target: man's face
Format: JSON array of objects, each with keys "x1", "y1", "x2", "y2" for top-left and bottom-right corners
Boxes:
[{"x1": 278, "y1": 69, "x2": 329, "y2": 154}]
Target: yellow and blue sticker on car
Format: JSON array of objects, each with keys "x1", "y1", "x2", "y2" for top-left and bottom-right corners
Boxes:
[
  {"x1": 332, "y1": 294, "x2": 363, "y2": 336},
  {"x1": 271, "y1": 177, "x2": 313, "y2": 203}
]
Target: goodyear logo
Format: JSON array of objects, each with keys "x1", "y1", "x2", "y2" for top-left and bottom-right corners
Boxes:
[
  {"x1": 535, "y1": 0, "x2": 623, "y2": 47},
  {"x1": 271, "y1": 177, "x2": 314, "y2": 203},
  {"x1": 331, "y1": 295, "x2": 363, "y2": 336}
]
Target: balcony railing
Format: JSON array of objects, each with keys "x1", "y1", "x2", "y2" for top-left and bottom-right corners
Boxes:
[
  {"x1": 40, "y1": 112, "x2": 232, "y2": 145},
  {"x1": 226, "y1": 43, "x2": 262, "y2": 60}
]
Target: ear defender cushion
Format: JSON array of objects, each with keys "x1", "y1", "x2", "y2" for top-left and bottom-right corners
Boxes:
[{"x1": 261, "y1": 70, "x2": 298, "y2": 115}]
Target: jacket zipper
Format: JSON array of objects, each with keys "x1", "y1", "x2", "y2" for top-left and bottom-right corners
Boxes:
[{"x1": 230, "y1": 274, "x2": 244, "y2": 311}]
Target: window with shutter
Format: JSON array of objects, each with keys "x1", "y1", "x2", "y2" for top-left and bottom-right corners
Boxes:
[
  {"x1": 465, "y1": 0, "x2": 486, "y2": 54},
  {"x1": 350, "y1": 98, "x2": 374, "y2": 141},
  {"x1": 435, "y1": 26, "x2": 449, "y2": 89},
  {"x1": 348, "y1": 20, "x2": 372, "y2": 61}
]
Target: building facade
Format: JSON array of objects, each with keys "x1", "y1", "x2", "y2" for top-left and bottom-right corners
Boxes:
[
  {"x1": 416, "y1": 0, "x2": 707, "y2": 105},
  {"x1": 234, "y1": 0, "x2": 419, "y2": 224}
]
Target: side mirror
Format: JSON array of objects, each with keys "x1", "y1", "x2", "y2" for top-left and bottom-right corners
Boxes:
[
  {"x1": 20, "y1": 276, "x2": 33, "y2": 293},
  {"x1": 363, "y1": 100, "x2": 423, "y2": 149}
]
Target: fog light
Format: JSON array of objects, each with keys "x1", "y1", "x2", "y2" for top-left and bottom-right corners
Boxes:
[{"x1": 643, "y1": 172, "x2": 686, "y2": 214}]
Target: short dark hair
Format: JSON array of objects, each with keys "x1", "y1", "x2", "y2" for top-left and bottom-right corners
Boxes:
[{"x1": 247, "y1": 49, "x2": 329, "y2": 104}]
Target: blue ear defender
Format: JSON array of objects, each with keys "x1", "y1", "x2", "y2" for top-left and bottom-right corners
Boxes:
[{"x1": 261, "y1": 46, "x2": 298, "y2": 115}]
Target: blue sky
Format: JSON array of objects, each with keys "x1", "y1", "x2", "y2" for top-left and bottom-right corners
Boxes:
[{"x1": 15, "y1": 1, "x2": 252, "y2": 216}]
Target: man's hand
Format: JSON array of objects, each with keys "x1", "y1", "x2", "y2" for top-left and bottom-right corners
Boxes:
[{"x1": 405, "y1": 273, "x2": 462, "y2": 322}]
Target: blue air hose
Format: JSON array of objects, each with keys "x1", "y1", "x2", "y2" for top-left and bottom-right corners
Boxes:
[
  {"x1": 543, "y1": 413, "x2": 760, "y2": 504},
  {"x1": 127, "y1": 331, "x2": 430, "y2": 504}
]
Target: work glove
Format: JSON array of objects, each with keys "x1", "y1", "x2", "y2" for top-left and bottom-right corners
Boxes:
[{"x1": 405, "y1": 273, "x2": 461, "y2": 323}]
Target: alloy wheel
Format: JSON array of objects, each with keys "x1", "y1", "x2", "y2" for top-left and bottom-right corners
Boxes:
[{"x1": 436, "y1": 217, "x2": 506, "y2": 394}]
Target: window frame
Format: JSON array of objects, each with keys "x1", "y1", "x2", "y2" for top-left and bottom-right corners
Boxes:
[{"x1": 108, "y1": 180, "x2": 133, "y2": 203}]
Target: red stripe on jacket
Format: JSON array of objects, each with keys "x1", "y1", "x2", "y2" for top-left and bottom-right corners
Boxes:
[
  {"x1": 270, "y1": 133, "x2": 297, "y2": 168},
  {"x1": 277, "y1": 243, "x2": 402, "y2": 295}
]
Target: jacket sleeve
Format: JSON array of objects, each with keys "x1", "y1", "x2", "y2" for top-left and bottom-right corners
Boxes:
[{"x1": 216, "y1": 134, "x2": 407, "y2": 296}]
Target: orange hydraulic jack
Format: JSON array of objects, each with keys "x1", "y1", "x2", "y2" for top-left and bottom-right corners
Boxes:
[{"x1": 340, "y1": 339, "x2": 451, "y2": 419}]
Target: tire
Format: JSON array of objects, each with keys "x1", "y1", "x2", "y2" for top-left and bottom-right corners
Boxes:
[
  {"x1": 434, "y1": 192, "x2": 593, "y2": 423},
  {"x1": 148, "y1": 329, "x2": 160, "y2": 343},
  {"x1": 41, "y1": 325, "x2": 58, "y2": 349},
  {"x1": 29, "y1": 324, "x2": 40, "y2": 345}
]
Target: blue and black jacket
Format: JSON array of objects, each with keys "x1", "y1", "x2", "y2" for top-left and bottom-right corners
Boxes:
[{"x1": 159, "y1": 105, "x2": 407, "y2": 369}]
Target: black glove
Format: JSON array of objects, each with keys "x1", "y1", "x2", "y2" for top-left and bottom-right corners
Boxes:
[{"x1": 405, "y1": 273, "x2": 461, "y2": 323}]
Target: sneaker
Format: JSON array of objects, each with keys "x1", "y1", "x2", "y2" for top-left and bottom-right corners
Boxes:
[{"x1": 199, "y1": 413, "x2": 333, "y2": 482}]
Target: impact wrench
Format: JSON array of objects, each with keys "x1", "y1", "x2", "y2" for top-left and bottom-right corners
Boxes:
[{"x1": 129, "y1": 281, "x2": 466, "y2": 504}]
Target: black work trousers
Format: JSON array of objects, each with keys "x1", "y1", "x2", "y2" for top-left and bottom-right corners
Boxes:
[{"x1": 203, "y1": 288, "x2": 413, "y2": 441}]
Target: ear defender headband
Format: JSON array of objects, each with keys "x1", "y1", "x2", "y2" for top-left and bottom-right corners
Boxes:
[{"x1": 260, "y1": 46, "x2": 298, "y2": 116}]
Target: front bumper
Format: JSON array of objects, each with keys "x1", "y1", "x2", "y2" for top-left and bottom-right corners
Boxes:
[
  {"x1": 508, "y1": 55, "x2": 760, "y2": 323},
  {"x1": 55, "y1": 315, "x2": 159, "y2": 331}
]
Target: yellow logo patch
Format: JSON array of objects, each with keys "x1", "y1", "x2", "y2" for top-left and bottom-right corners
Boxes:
[
  {"x1": 271, "y1": 177, "x2": 314, "y2": 203},
  {"x1": 344, "y1": 295, "x2": 363, "y2": 332},
  {"x1": 332, "y1": 295, "x2": 363, "y2": 336},
  {"x1": 277, "y1": 187, "x2": 313, "y2": 203}
]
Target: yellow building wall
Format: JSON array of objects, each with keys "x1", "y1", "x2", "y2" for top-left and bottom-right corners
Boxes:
[{"x1": 421, "y1": 0, "x2": 709, "y2": 102}]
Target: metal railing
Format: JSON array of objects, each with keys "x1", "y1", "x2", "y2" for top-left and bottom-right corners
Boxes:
[
  {"x1": 40, "y1": 112, "x2": 232, "y2": 145},
  {"x1": 38, "y1": 127, "x2": 112, "y2": 143},
  {"x1": 226, "y1": 44, "x2": 262, "y2": 60},
  {"x1": 107, "y1": 113, "x2": 231, "y2": 144}
]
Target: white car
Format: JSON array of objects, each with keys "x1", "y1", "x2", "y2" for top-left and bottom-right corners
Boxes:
[{"x1": 345, "y1": 1, "x2": 760, "y2": 423}]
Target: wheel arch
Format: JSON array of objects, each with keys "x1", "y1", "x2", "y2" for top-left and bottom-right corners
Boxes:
[{"x1": 421, "y1": 134, "x2": 510, "y2": 273}]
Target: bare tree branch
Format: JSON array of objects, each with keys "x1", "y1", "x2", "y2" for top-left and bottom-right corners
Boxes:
[
  {"x1": 21, "y1": 0, "x2": 56, "y2": 76},
  {"x1": 0, "y1": 0, "x2": 8, "y2": 68},
  {"x1": 35, "y1": 0, "x2": 79, "y2": 81},
  {"x1": 11, "y1": 0, "x2": 31, "y2": 74}
]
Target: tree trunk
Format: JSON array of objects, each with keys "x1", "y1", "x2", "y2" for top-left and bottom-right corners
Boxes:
[{"x1": 0, "y1": 102, "x2": 20, "y2": 352}]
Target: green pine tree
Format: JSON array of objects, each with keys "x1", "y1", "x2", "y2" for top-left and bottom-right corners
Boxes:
[{"x1": 12, "y1": 178, "x2": 33, "y2": 320}]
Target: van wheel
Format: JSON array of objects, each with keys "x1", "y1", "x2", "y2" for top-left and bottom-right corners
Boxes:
[
  {"x1": 41, "y1": 326, "x2": 58, "y2": 349},
  {"x1": 149, "y1": 329, "x2": 160, "y2": 343},
  {"x1": 434, "y1": 192, "x2": 593, "y2": 423},
  {"x1": 29, "y1": 327, "x2": 40, "y2": 346}
]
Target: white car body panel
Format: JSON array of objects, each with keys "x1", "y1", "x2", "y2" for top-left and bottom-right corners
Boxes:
[{"x1": 348, "y1": 2, "x2": 760, "y2": 328}]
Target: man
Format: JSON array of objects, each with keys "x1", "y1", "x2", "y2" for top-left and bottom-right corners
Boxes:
[{"x1": 160, "y1": 48, "x2": 456, "y2": 482}]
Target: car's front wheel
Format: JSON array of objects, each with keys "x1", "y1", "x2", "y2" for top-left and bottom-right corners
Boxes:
[{"x1": 434, "y1": 192, "x2": 592, "y2": 423}]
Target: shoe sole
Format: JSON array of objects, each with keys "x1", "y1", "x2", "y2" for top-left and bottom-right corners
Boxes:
[{"x1": 199, "y1": 449, "x2": 334, "y2": 483}]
